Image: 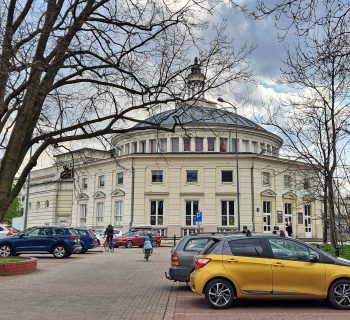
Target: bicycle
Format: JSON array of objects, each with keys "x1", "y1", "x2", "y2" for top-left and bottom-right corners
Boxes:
[
  {"x1": 144, "y1": 248, "x2": 151, "y2": 261},
  {"x1": 104, "y1": 237, "x2": 114, "y2": 253}
]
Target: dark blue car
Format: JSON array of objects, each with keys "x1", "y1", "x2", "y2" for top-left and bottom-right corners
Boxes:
[
  {"x1": 0, "y1": 226, "x2": 82, "y2": 259},
  {"x1": 74, "y1": 228, "x2": 98, "y2": 253}
]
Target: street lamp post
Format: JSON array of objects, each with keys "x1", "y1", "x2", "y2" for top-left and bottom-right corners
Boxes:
[{"x1": 217, "y1": 97, "x2": 240, "y2": 231}]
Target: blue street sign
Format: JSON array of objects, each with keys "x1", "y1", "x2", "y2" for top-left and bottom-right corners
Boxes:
[{"x1": 195, "y1": 211, "x2": 202, "y2": 223}]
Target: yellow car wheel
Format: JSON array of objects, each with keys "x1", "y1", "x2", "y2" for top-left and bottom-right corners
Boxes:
[
  {"x1": 205, "y1": 278, "x2": 235, "y2": 309},
  {"x1": 328, "y1": 279, "x2": 350, "y2": 310}
]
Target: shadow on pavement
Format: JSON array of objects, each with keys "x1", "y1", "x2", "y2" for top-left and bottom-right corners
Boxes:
[{"x1": 187, "y1": 296, "x2": 329, "y2": 310}]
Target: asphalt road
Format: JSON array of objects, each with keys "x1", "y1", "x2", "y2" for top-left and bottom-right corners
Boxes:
[{"x1": 1, "y1": 246, "x2": 350, "y2": 320}]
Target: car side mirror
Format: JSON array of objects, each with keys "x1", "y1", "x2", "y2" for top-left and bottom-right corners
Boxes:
[{"x1": 309, "y1": 254, "x2": 319, "y2": 263}]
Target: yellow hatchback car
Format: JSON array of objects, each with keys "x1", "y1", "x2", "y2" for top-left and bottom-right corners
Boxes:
[{"x1": 190, "y1": 233, "x2": 350, "y2": 309}]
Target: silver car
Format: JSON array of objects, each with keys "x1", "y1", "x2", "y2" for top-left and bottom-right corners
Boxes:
[
  {"x1": 0, "y1": 224, "x2": 18, "y2": 238},
  {"x1": 165, "y1": 234, "x2": 217, "y2": 283}
]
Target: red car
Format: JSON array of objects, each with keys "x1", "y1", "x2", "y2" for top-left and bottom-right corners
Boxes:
[{"x1": 116, "y1": 231, "x2": 161, "y2": 248}]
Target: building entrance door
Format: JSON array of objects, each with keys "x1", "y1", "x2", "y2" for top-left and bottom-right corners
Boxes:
[
  {"x1": 304, "y1": 204, "x2": 312, "y2": 238},
  {"x1": 263, "y1": 201, "x2": 271, "y2": 233}
]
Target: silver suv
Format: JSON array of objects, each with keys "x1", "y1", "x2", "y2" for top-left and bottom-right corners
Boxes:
[{"x1": 165, "y1": 234, "x2": 219, "y2": 283}]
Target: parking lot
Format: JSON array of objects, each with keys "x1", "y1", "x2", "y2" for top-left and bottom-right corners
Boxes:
[{"x1": 1, "y1": 246, "x2": 350, "y2": 320}]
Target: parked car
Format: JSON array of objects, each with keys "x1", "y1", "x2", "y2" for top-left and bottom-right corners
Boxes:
[
  {"x1": 165, "y1": 233, "x2": 219, "y2": 283},
  {"x1": 190, "y1": 232, "x2": 350, "y2": 310},
  {"x1": 0, "y1": 224, "x2": 19, "y2": 237},
  {"x1": 0, "y1": 226, "x2": 82, "y2": 258},
  {"x1": 95, "y1": 229, "x2": 123, "y2": 247},
  {"x1": 115, "y1": 230, "x2": 161, "y2": 248},
  {"x1": 74, "y1": 227, "x2": 99, "y2": 253}
]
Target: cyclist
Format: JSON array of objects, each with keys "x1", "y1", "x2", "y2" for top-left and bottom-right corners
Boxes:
[
  {"x1": 147, "y1": 231, "x2": 154, "y2": 254},
  {"x1": 104, "y1": 224, "x2": 114, "y2": 248},
  {"x1": 143, "y1": 236, "x2": 153, "y2": 260}
]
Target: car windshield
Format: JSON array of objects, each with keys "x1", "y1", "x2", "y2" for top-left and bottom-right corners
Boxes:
[{"x1": 125, "y1": 231, "x2": 137, "y2": 236}]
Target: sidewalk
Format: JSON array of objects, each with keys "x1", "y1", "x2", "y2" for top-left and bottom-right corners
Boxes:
[{"x1": 0, "y1": 247, "x2": 175, "y2": 320}]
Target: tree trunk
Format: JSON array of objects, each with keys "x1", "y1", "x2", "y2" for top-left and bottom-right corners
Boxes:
[{"x1": 322, "y1": 185, "x2": 328, "y2": 243}]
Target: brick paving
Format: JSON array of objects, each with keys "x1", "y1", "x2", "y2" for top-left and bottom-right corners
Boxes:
[
  {"x1": 172, "y1": 282, "x2": 350, "y2": 320},
  {"x1": 0, "y1": 247, "x2": 350, "y2": 319},
  {"x1": 0, "y1": 247, "x2": 176, "y2": 320}
]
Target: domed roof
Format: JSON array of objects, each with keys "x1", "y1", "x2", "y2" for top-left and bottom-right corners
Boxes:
[{"x1": 134, "y1": 105, "x2": 267, "y2": 132}]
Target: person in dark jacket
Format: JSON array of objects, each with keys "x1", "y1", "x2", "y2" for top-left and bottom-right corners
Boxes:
[
  {"x1": 286, "y1": 223, "x2": 293, "y2": 237},
  {"x1": 104, "y1": 224, "x2": 114, "y2": 245}
]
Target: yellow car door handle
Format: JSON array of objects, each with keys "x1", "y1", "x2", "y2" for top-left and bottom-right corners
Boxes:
[
  {"x1": 272, "y1": 262, "x2": 284, "y2": 267},
  {"x1": 228, "y1": 258, "x2": 238, "y2": 263}
]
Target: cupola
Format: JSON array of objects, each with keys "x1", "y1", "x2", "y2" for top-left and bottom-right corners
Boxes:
[{"x1": 186, "y1": 57, "x2": 205, "y2": 98}]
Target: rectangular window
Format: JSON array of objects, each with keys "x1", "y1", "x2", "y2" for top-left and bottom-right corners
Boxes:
[
  {"x1": 267, "y1": 144, "x2": 271, "y2": 154},
  {"x1": 185, "y1": 200, "x2": 199, "y2": 226},
  {"x1": 231, "y1": 138, "x2": 238, "y2": 153},
  {"x1": 82, "y1": 178, "x2": 88, "y2": 190},
  {"x1": 284, "y1": 175, "x2": 292, "y2": 188},
  {"x1": 80, "y1": 204, "x2": 87, "y2": 226},
  {"x1": 272, "y1": 146, "x2": 278, "y2": 156},
  {"x1": 252, "y1": 141, "x2": 258, "y2": 153},
  {"x1": 125, "y1": 144, "x2": 130, "y2": 154},
  {"x1": 304, "y1": 178, "x2": 310, "y2": 190},
  {"x1": 183, "y1": 137, "x2": 191, "y2": 151},
  {"x1": 182, "y1": 228, "x2": 199, "y2": 236},
  {"x1": 132, "y1": 142, "x2": 137, "y2": 153},
  {"x1": 242, "y1": 140, "x2": 249, "y2": 152},
  {"x1": 171, "y1": 137, "x2": 179, "y2": 152},
  {"x1": 195, "y1": 137, "x2": 203, "y2": 151},
  {"x1": 220, "y1": 138, "x2": 228, "y2": 152},
  {"x1": 207, "y1": 137, "x2": 215, "y2": 151},
  {"x1": 151, "y1": 170, "x2": 163, "y2": 183},
  {"x1": 96, "y1": 202, "x2": 104, "y2": 224},
  {"x1": 160, "y1": 138, "x2": 167, "y2": 153},
  {"x1": 285, "y1": 203, "x2": 292, "y2": 226},
  {"x1": 117, "y1": 172, "x2": 123, "y2": 185},
  {"x1": 150, "y1": 139, "x2": 157, "y2": 153},
  {"x1": 98, "y1": 175, "x2": 105, "y2": 188},
  {"x1": 229, "y1": 238, "x2": 263, "y2": 257},
  {"x1": 221, "y1": 200, "x2": 235, "y2": 226},
  {"x1": 150, "y1": 200, "x2": 164, "y2": 225},
  {"x1": 140, "y1": 140, "x2": 146, "y2": 153},
  {"x1": 186, "y1": 170, "x2": 198, "y2": 183},
  {"x1": 260, "y1": 142, "x2": 266, "y2": 154},
  {"x1": 115, "y1": 201, "x2": 123, "y2": 225},
  {"x1": 221, "y1": 170, "x2": 233, "y2": 183},
  {"x1": 262, "y1": 172, "x2": 270, "y2": 185}
]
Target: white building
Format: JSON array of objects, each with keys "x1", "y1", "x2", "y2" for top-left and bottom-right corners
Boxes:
[{"x1": 25, "y1": 59, "x2": 323, "y2": 238}]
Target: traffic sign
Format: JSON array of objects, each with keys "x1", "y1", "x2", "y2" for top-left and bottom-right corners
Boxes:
[{"x1": 195, "y1": 211, "x2": 202, "y2": 223}]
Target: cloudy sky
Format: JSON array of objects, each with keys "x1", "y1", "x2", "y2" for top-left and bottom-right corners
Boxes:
[{"x1": 201, "y1": 1, "x2": 299, "y2": 130}]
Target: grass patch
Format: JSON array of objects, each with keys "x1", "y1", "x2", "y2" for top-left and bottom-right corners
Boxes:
[
  {"x1": 0, "y1": 257, "x2": 27, "y2": 263},
  {"x1": 311, "y1": 243, "x2": 350, "y2": 260}
]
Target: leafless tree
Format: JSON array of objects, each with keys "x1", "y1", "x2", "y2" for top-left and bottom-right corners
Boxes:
[
  {"x1": 0, "y1": 0, "x2": 254, "y2": 219},
  {"x1": 258, "y1": 1, "x2": 350, "y2": 249}
]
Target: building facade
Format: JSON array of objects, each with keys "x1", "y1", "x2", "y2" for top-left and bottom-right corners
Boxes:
[{"x1": 24, "y1": 60, "x2": 323, "y2": 238}]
